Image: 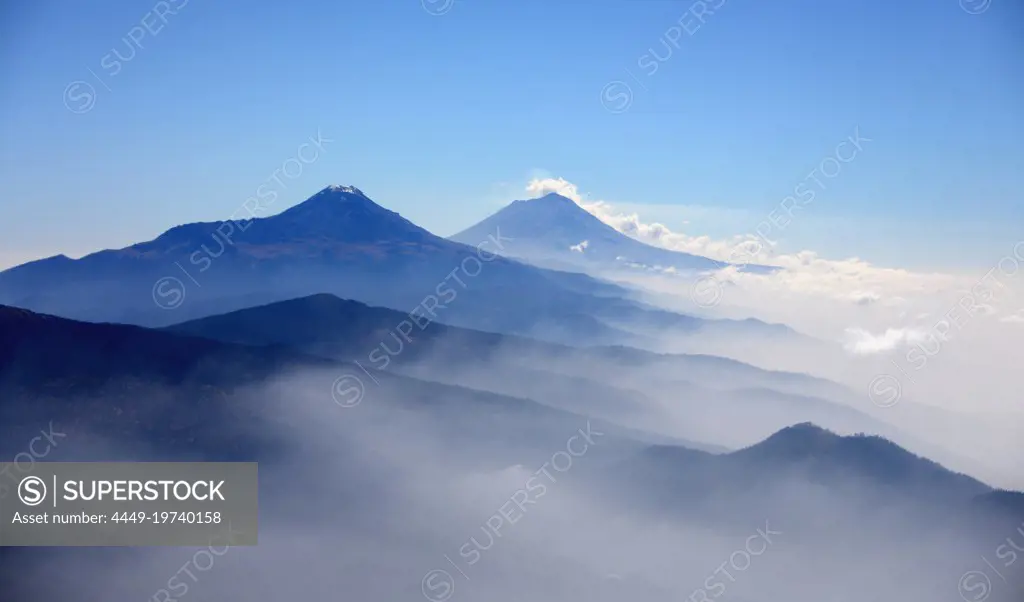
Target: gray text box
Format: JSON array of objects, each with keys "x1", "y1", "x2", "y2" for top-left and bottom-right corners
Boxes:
[{"x1": 0, "y1": 462, "x2": 257, "y2": 546}]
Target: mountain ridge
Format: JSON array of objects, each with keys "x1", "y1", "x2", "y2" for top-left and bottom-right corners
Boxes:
[
  {"x1": 450, "y1": 192, "x2": 775, "y2": 274},
  {"x1": 0, "y1": 187, "x2": 793, "y2": 350},
  {"x1": 3, "y1": 304, "x2": 1020, "y2": 530},
  {"x1": 163, "y1": 293, "x2": 820, "y2": 387}
]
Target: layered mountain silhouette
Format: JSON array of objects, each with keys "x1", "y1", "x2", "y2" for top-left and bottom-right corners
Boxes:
[
  {"x1": 2, "y1": 299, "x2": 1020, "y2": 597},
  {"x1": 450, "y1": 192, "x2": 775, "y2": 274},
  {"x1": 0, "y1": 303, "x2": 788, "y2": 469},
  {"x1": 0, "y1": 303, "x2": 329, "y2": 459},
  {"x1": 0, "y1": 303, "x2": 619, "y2": 463},
  {"x1": 161, "y1": 293, "x2": 1014, "y2": 486},
  {"x1": 0, "y1": 186, "x2": 792, "y2": 346},
  {"x1": 2, "y1": 303, "x2": 1017, "y2": 517},
  {"x1": 0, "y1": 186, "x2": 624, "y2": 335},
  {"x1": 164, "y1": 293, "x2": 821, "y2": 398}
]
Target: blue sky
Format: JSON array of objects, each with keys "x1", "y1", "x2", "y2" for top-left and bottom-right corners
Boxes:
[{"x1": 1, "y1": 0, "x2": 1021, "y2": 271}]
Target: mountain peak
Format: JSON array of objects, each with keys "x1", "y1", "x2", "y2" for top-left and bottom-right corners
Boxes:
[
  {"x1": 450, "y1": 190, "x2": 730, "y2": 272},
  {"x1": 739, "y1": 422, "x2": 915, "y2": 469},
  {"x1": 276, "y1": 184, "x2": 387, "y2": 217},
  {"x1": 250, "y1": 185, "x2": 435, "y2": 245},
  {"x1": 730, "y1": 422, "x2": 991, "y2": 497},
  {"x1": 755, "y1": 422, "x2": 841, "y2": 448},
  {"x1": 531, "y1": 192, "x2": 578, "y2": 205},
  {"x1": 322, "y1": 184, "x2": 366, "y2": 196},
  {"x1": 731, "y1": 422, "x2": 847, "y2": 460},
  {"x1": 507, "y1": 192, "x2": 595, "y2": 222}
]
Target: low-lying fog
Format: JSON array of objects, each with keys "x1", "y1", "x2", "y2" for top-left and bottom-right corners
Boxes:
[{"x1": 3, "y1": 366, "x2": 1020, "y2": 602}]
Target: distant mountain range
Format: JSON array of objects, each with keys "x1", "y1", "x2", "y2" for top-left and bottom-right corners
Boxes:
[
  {"x1": 0, "y1": 185, "x2": 793, "y2": 347},
  {"x1": 5, "y1": 182, "x2": 1017, "y2": 533},
  {"x1": 3, "y1": 303, "x2": 1020, "y2": 525},
  {"x1": 163, "y1": 293, "x2": 833, "y2": 405},
  {"x1": 451, "y1": 192, "x2": 775, "y2": 274},
  {"x1": 0, "y1": 302, "x2": 621, "y2": 463},
  {"x1": 161, "y1": 293, "x2": 1010, "y2": 485},
  {"x1": 2, "y1": 298, "x2": 1021, "y2": 602}
]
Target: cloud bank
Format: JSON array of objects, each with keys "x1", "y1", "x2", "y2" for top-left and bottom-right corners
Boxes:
[{"x1": 519, "y1": 176, "x2": 1024, "y2": 423}]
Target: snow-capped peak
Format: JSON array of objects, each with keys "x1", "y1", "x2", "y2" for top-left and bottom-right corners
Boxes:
[{"x1": 326, "y1": 184, "x2": 364, "y2": 196}]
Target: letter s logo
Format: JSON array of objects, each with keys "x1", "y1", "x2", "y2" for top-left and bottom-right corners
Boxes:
[
  {"x1": 152, "y1": 277, "x2": 185, "y2": 310},
  {"x1": 421, "y1": 570, "x2": 455, "y2": 601}
]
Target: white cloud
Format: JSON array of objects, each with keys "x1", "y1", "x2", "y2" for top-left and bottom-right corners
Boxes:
[
  {"x1": 523, "y1": 177, "x2": 958, "y2": 305},
  {"x1": 521, "y1": 176, "x2": 1024, "y2": 394},
  {"x1": 570, "y1": 240, "x2": 589, "y2": 253},
  {"x1": 526, "y1": 177, "x2": 584, "y2": 203},
  {"x1": 841, "y1": 327, "x2": 930, "y2": 355},
  {"x1": 518, "y1": 176, "x2": 1024, "y2": 423},
  {"x1": 849, "y1": 291, "x2": 881, "y2": 306}
]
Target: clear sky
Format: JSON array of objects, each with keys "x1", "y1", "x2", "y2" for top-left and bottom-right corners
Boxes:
[{"x1": 1, "y1": 0, "x2": 1021, "y2": 271}]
